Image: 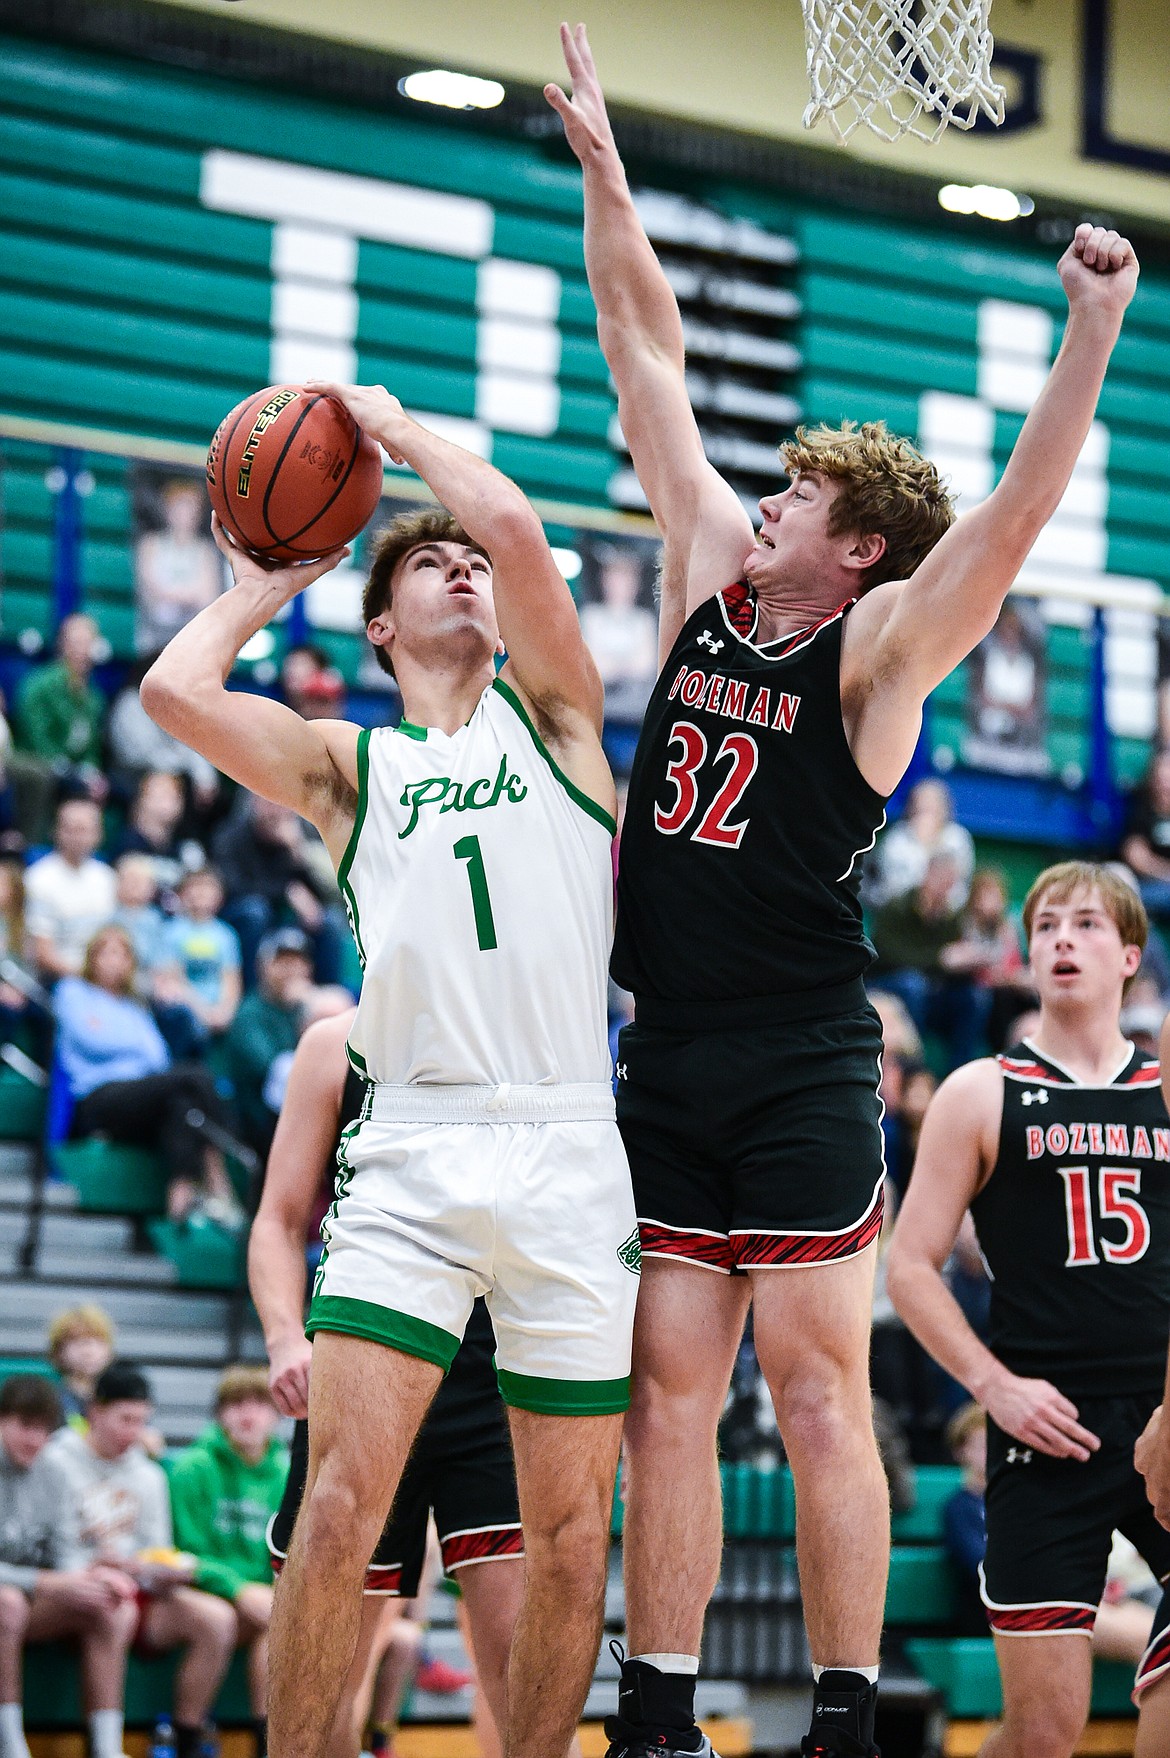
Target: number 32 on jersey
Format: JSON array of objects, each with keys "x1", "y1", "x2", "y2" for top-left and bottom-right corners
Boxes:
[{"x1": 654, "y1": 719, "x2": 759, "y2": 849}]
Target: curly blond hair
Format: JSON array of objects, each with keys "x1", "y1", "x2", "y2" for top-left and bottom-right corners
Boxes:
[{"x1": 780, "y1": 420, "x2": 955, "y2": 589}]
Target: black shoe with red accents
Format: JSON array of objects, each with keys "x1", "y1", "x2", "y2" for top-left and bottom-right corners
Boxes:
[
  {"x1": 799, "y1": 1671, "x2": 879, "y2": 1757},
  {"x1": 603, "y1": 1650, "x2": 714, "y2": 1758},
  {"x1": 603, "y1": 1718, "x2": 714, "y2": 1758}
]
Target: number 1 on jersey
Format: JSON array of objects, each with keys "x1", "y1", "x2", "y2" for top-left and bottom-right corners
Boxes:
[{"x1": 454, "y1": 835, "x2": 498, "y2": 952}]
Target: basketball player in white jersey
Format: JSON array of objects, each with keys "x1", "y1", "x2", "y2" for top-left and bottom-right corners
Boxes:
[{"x1": 141, "y1": 387, "x2": 639, "y2": 1758}]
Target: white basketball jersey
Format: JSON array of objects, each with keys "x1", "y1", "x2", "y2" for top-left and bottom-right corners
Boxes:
[{"x1": 340, "y1": 678, "x2": 616, "y2": 1087}]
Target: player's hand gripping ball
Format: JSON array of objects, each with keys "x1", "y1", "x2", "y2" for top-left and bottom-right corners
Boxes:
[{"x1": 206, "y1": 384, "x2": 384, "y2": 564}]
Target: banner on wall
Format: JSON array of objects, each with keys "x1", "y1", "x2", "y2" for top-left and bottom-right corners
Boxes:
[
  {"x1": 963, "y1": 597, "x2": 1050, "y2": 776},
  {"x1": 130, "y1": 466, "x2": 227, "y2": 658}
]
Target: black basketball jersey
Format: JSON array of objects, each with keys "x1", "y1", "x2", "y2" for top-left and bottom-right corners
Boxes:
[
  {"x1": 611, "y1": 583, "x2": 887, "y2": 1005},
  {"x1": 970, "y1": 1040, "x2": 1170, "y2": 1398},
  {"x1": 336, "y1": 1068, "x2": 497, "y2": 1427}
]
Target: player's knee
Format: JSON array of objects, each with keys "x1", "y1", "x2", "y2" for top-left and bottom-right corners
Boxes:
[
  {"x1": 0, "y1": 1584, "x2": 30, "y2": 1636},
  {"x1": 626, "y1": 1372, "x2": 721, "y2": 1453},
  {"x1": 523, "y1": 1504, "x2": 609, "y2": 1597},
  {"x1": 300, "y1": 1469, "x2": 381, "y2": 1562},
  {"x1": 770, "y1": 1363, "x2": 872, "y2": 1464},
  {"x1": 1001, "y1": 1690, "x2": 1086, "y2": 1758}
]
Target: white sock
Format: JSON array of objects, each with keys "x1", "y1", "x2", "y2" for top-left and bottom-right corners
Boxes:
[
  {"x1": 0, "y1": 1703, "x2": 31, "y2": 1758},
  {"x1": 630, "y1": 1654, "x2": 700, "y2": 1674},
  {"x1": 88, "y1": 1709, "x2": 125, "y2": 1758},
  {"x1": 811, "y1": 1664, "x2": 880, "y2": 1685}
]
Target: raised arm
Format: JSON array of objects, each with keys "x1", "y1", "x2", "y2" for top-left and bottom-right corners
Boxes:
[
  {"x1": 306, "y1": 381, "x2": 604, "y2": 736},
  {"x1": 886, "y1": 1058, "x2": 1100, "y2": 1461},
  {"x1": 247, "y1": 1010, "x2": 353, "y2": 1418},
  {"x1": 139, "y1": 530, "x2": 359, "y2": 859},
  {"x1": 854, "y1": 226, "x2": 1137, "y2": 723},
  {"x1": 546, "y1": 23, "x2": 753, "y2": 654}
]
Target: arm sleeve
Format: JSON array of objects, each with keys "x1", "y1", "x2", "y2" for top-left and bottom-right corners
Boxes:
[
  {"x1": 168, "y1": 1456, "x2": 246, "y2": 1601},
  {"x1": 16, "y1": 675, "x2": 53, "y2": 757},
  {"x1": 0, "y1": 1561, "x2": 42, "y2": 1592}
]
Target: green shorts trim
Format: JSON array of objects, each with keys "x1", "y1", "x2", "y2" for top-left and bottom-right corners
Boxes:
[
  {"x1": 496, "y1": 1367, "x2": 631, "y2": 1416},
  {"x1": 306, "y1": 1295, "x2": 460, "y2": 1372}
]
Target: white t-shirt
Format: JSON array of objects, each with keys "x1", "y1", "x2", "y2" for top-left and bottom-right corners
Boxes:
[{"x1": 24, "y1": 852, "x2": 117, "y2": 971}]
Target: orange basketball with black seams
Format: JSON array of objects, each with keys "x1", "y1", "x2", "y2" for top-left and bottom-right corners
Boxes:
[{"x1": 206, "y1": 385, "x2": 384, "y2": 564}]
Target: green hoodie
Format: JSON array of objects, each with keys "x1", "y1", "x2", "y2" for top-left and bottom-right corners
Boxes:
[{"x1": 168, "y1": 1423, "x2": 289, "y2": 1602}]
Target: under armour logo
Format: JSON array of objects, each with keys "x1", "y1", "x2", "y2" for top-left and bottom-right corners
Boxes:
[
  {"x1": 1006, "y1": 1446, "x2": 1033, "y2": 1465},
  {"x1": 1021, "y1": 1089, "x2": 1048, "y2": 1106},
  {"x1": 616, "y1": 1063, "x2": 628, "y2": 1081},
  {"x1": 696, "y1": 630, "x2": 723, "y2": 653}
]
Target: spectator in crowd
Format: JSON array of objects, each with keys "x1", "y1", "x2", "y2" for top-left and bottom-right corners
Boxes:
[
  {"x1": 54, "y1": 925, "x2": 238, "y2": 1225},
  {"x1": 871, "y1": 853, "x2": 990, "y2": 1069},
  {"x1": 110, "y1": 854, "x2": 167, "y2": 983},
  {"x1": 14, "y1": 617, "x2": 107, "y2": 831},
  {"x1": 222, "y1": 930, "x2": 312, "y2": 1156},
  {"x1": 40, "y1": 1364, "x2": 237, "y2": 1758},
  {"x1": 0, "y1": 1374, "x2": 137, "y2": 1758},
  {"x1": 134, "y1": 479, "x2": 223, "y2": 657},
  {"x1": 112, "y1": 771, "x2": 198, "y2": 897},
  {"x1": 107, "y1": 661, "x2": 222, "y2": 827},
  {"x1": 0, "y1": 837, "x2": 32, "y2": 1049},
  {"x1": 169, "y1": 1368, "x2": 289, "y2": 1752},
  {"x1": 866, "y1": 777, "x2": 975, "y2": 912},
  {"x1": 940, "y1": 1402, "x2": 990, "y2": 1635},
  {"x1": 47, "y1": 1306, "x2": 115, "y2": 1423},
  {"x1": 577, "y1": 544, "x2": 658, "y2": 722},
  {"x1": 280, "y1": 644, "x2": 345, "y2": 722},
  {"x1": 213, "y1": 795, "x2": 345, "y2": 985},
  {"x1": 24, "y1": 800, "x2": 115, "y2": 982},
  {"x1": 0, "y1": 700, "x2": 12, "y2": 836},
  {"x1": 939, "y1": 867, "x2": 1035, "y2": 1052},
  {"x1": 159, "y1": 869, "x2": 242, "y2": 1041},
  {"x1": 1121, "y1": 747, "x2": 1170, "y2": 922}
]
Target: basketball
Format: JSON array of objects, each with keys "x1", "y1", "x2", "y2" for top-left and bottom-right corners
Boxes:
[{"x1": 205, "y1": 385, "x2": 384, "y2": 564}]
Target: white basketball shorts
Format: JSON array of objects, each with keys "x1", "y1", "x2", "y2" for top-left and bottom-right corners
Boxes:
[{"x1": 306, "y1": 1081, "x2": 640, "y2": 1415}]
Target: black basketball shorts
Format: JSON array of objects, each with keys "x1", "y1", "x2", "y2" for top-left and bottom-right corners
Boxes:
[
  {"x1": 268, "y1": 1409, "x2": 523, "y2": 1597},
  {"x1": 982, "y1": 1393, "x2": 1170, "y2": 1696},
  {"x1": 615, "y1": 979, "x2": 885, "y2": 1272}
]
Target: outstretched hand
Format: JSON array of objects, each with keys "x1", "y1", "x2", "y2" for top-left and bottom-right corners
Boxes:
[
  {"x1": 303, "y1": 380, "x2": 409, "y2": 463},
  {"x1": 544, "y1": 22, "x2": 618, "y2": 168},
  {"x1": 210, "y1": 514, "x2": 349, "y2": 601},
  {"x1": 1059, "y1": 222, "x2": 1139, "y2": 321}
]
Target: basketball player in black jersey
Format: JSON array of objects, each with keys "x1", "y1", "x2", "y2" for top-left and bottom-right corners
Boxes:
[
  {"x1": 547, "y1": 25, "x2": 1140, "y2": 1758},
  {"x1": 247, "y1": 1008, "x2": 525, "y2": 1758},
  {"x1": 888, "y1": 863, "x2": 1170, "y2": 1757}
]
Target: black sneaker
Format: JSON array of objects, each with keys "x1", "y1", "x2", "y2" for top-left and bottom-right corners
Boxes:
[{"x1": 604, "y1": 1718, "x2": 716, "y2": 1758}]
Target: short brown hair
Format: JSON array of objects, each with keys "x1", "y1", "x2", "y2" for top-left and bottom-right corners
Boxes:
[
  {"x1": 48, "y1": 1303, "x2": 116, "y2": 1362},
  {"x1": 216, "y1": 1365, "x2": 276, "y2": 1412},
  {"x1": 779, "y1": 420, "x2": 955, "y2": 589},
  {"x1": 1022, "y1": 861, "x2": 1148, "y2": 954},
  {"x1": 361, "y1": 508, "x2": 487, "y2": 678},
  {"x1": 0, "y1": 1373, "x2": 64, "y2": 1430}
]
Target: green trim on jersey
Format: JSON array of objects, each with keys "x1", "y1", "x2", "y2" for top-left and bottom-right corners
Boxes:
[
  {"x1": 305, "y1": 1295, "x2": 460, "y2": 1371},
  {"x1": 336, "y1": 727, "x2": 371, "y2": 968},
  {"x1": 397, "y1": 719, "x2": 428, "y2": 741},
  {"x1": 496, "y1": 1366, "x2": 631, "y2": 1415},
  {"x1": 491, "y1": 678, "x2": 617, "y2": 836},
  {"x1": 345, "y1": 1041, "x2": 369, "y2": 1077}
]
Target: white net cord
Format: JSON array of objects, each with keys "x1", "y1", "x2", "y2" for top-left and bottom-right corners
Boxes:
[{"x1": 800, "y1": 0, "x2": 1006, "y2": 143}]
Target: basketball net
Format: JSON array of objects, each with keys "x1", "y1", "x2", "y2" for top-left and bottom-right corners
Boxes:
[{"x1": 799, "y1": 0, "x2": 1006, "y2": 143}]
